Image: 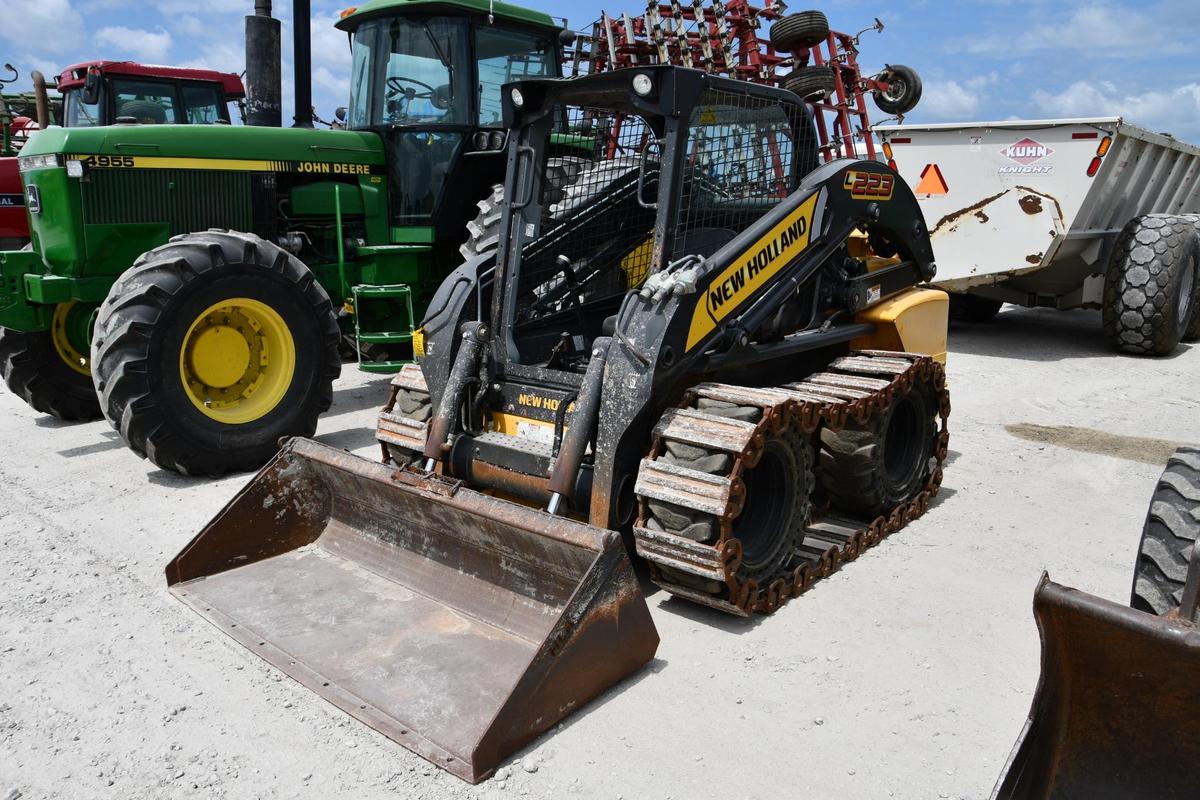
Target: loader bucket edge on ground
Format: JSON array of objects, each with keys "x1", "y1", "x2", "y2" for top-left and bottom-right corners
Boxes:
[
  {"x1": 166, "y1": 437, "x2": 660, "y2": 783},
  {"x1": 992, "y1": 573, "x2": 1200, "y2": 799}
]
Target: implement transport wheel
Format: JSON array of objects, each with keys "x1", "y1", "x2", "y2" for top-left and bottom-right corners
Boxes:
[
  {"x1": 769, "y1": 10, "x2": 829, "y2": 51},
  {"x1": 872, "y1": 65, "x2": 923, "y2": 116},
  {"x1": 948, "y1": 293, "x2": 1003, "y2": 323},
  {"x1": 0, "y1": 303, "x2": 101, "y2": 420},
  {"x1": 820, "y1": 381, "x2": 936, "y2": 518},
  {"x1": 782, "y1": 66, "x2": 837, "y2": 101},
  {"x1": 1131, "y1": 447, "x2": 1200, "y2": 615},
  {"x1": 1102, "y1": 214, "x2": 1200, "y2": 355},
  {"x1": 91, "y1": 230, "x2": 341, "y2": 476}
]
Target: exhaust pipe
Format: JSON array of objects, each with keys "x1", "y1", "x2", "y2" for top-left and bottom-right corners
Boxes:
[
  {"x1": 244, "y1": 0, "x2": 282, "y2": 127},
  {"x1": 31, "y1": 71, "x2": 49, "y2": 129},
  {"x1": 292, "y1": 0, "x2": 312, "y2": 127}
]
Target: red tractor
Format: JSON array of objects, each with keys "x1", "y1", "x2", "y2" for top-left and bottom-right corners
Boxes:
[{"x1": 1, "y1": 60, "x2": 245, "y2": 249}]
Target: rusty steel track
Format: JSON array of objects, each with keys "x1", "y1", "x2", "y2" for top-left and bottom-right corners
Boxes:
[
  {"x1": 633, "y1": 350, "x2": 951, "y2": 616},
  {"x1": 377, "y1": 363, "x2": 431, "y2": 463}
]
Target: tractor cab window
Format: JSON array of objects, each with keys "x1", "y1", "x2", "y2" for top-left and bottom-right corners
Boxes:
[
  {"x1": 349, "y1": 16, "x2": 470, "y2": 127},
  {"x1": 63, "y1": 89, "x2": 101, "y2": 127},
  {"x1": 111, "y1": 79, "x2": 179, "y2": 124},
  {"x1": 475, "y1": 27, "x2": 555, "y2": 126},
  {"x1": 182, "y1": 85, "x2": 226, "y2": 123}
]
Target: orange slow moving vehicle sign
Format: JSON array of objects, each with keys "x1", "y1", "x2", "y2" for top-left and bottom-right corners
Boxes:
[
  {"x1": 686, "y1": 192, "x2": 818, "y2": 350},
  {"x1": 914, "y1": 163, "x2": 949, "y2": 196}
]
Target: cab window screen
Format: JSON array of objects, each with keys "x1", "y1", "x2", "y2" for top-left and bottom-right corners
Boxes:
[
  {"x1": 475, "y1": 28, "x2": 554, "y2": 126},
  {"x1": 182, "y1": 85, "x2": 224, "y2": 123},
  {"x1": 112, "y1": 79, "x2": 179, "y2": 124}
]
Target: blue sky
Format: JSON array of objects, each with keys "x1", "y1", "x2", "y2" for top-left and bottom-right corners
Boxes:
[{"x1": 2, "y1": 0, "x2": 1199, "y2": 139}]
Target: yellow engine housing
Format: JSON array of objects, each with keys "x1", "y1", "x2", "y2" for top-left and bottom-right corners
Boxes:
[{"x1": 852, "y1": 287, "x2": 949, "y2": 365}]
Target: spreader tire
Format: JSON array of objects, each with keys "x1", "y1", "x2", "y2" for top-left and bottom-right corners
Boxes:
[
  {"x1": 873, "y1": 65, "x2": 923, "y2": 115},
  {"x1": 819, "y1": 381, "x2": 937, "y2": 518},
  {"x1": 782, "y1": 66, "x2": 837, "y2": 101},
  {"x1": 1131, "y1": 447, "x2": 1200, "y2": 616},
  {"x1": 91, "y1": 230, "x2": 341, "y2": 476},
  {"x1": 0, "y1": 325, "x2": 101, "y2": 420},
  {"x1": 769, "y1": 11, "x2": 830, "y2": 51},
  {"x1": 1102, "y1": 214, "x2": 1200, "y2": 355},
  {"x1": 948, "y1": 293, "x2": 1003, "y2": 323}
]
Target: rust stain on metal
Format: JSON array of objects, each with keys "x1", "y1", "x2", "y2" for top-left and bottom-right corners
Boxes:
[
  {"x1": 974, "y1": 210, "x2": 989, "y2": 223},
  {"x1": 932, "y1": 190, "x2": 1006, "y2": 232},
  {"x1": 1015, "y1": 185, "x2": 1065, "y2": 222},
  {"x1": 1026, "y1": 253, "x2": 1043, "y2": 265},
  {"x1": 1018, "y1": 194, "x2": 1043, "y2": 215}
]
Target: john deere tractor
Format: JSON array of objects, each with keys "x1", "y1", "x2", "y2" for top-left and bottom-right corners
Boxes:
[{"x1": 0, "y1": 0, "x2": 572, "y2": 474}]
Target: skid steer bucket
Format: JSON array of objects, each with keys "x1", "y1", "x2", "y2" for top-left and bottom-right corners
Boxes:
[
  {"x1": 992, "y1": 574, "x2": 1200, "y2": 799},
  {"x1": 166, "y1": 438, "x2": 659, "y2": 783}
]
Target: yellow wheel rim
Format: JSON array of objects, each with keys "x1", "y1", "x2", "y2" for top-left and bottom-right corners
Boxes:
[
  {"x1": 51, "y1": 301, "x2": 91, "y2": 377},
  {"x1": 179, "y1": 297, "x2": 296, "y2": 424}
]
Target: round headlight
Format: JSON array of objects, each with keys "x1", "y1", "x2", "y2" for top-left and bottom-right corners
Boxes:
[
  {"x1": 510, "y1": 87, "x2": 524, "y2": 108},
  {"x1": 473, "y1": 131, "x2": 489, "y2": 150},
  {"x1": 632, "y1": 74, "x2": 653, "y2": 97},
  {"x1": 489, "y1": 131, "x2": 505, "y2": 150}
]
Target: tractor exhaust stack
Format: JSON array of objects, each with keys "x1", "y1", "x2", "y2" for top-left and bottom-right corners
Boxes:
[
  {"x1": 292, "y1": 0, "x2": 313, "y2": 127},
  {"x1": 244, "y1": 0, "x2": 282, "y2": 127},
  {"x1": 166, "y1": 438, "x2": 659, "y2": 783}
]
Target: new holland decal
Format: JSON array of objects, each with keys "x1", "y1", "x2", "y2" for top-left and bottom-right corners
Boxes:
[
  {"x1": 686, "y1": 192, "x2": 818, "y2": 351},
  {"x1": 66, "y1": 154, "x2": 381, "y2": 175}
]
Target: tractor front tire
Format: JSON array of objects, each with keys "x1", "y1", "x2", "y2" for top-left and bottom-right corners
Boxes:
[
  {"x1": 1131, "y1": 447, "x2": 1200, "y2": 615},
  {"x1": 1102, "y1": 214, "x2": 1200, "y2": 355},
  {"x1": 91, "y1": 230, "x2": 341, "y2": 476},
  {"x1": 0, "y1": 326, "x2": 101, "y2": 420}
]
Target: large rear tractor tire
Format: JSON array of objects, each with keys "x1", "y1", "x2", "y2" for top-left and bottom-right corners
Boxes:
[
  {"x1": 819, "y1": 381, "x2": 937, "y2": 518},
  {"x1": 1102, "y1": 214, "x2": 1200, "y2": 355},
  {"x1": 1131, "y1": 447, "x2": 1200, "y2": 616},
  {"x1": 91, "y1": 230, "x2": 341, "y2": 476},
  {"x1": 0, "y1": 302, "x2": 101, "y2": 420}
]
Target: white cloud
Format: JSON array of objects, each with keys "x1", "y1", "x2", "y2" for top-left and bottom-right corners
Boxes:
[
  {"x1": 916, "y1": 80, "x2": 981, "y2": 119},
  {"x1": 957, "y1": 3, "x2": 1187, "y2": 58},
  {"x1": 94, "y1": 25, "x2": 174, "y2": 63},
  {"x1": 1032, "y1": 80, "x2": 1200, "y2": 138},
  {"x1": 0, "y1": 0, "x2": 85, "y2": 54}
]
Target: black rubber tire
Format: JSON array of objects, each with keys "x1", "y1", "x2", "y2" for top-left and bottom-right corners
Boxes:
[
  {"x1": 457, "y1": 157, "x2": 589, "y2": 261},
  {"x1": 90, "y1": 230, "x2": 341, "y2": 476},
  {"x1": 769, "y1": 11, "x2": 829, "y2": 51},
  {"x1": 782, "y1": 66, "x2": 837, "y2": 101},
  {"x1": 1130, "y1": 447, "x2": 1200, "y2": 616},
  {"x1": 644, "y1": 398, "x2": 813, "y2": 592},
  {"x1": 1103, "y1": 214, "x2": 1200, "y2": 355},
  {"x1": 872, "y1": 65, "x2": 923, "y2": 115},
  {"x1": 819, "y1": 382, "x2": 936, "y2": 518},
  {"x1": 1184, "y1": 216, "x2": 1200, "y2": 343},
  {"x1": 0, "y1": 325, "x2": 101, "y2": 420},
  {"x1": 948, "y1": 293, "x2": 1003, "y2": 323}
]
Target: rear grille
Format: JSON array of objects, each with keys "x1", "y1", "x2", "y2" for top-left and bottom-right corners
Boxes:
[{"x1": 82, "y1": 169, "x2": 261, "y2": 234}]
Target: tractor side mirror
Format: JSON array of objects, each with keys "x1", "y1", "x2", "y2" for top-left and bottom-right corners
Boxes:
[
  {"x1": 335, "y1": 106, "x2": 347, "y2": 122},
  {"x1": 558, "y1": 29, "x2": 577, "y2": 46},
  {"x1": 82, "y1": 67, "x2": 101, "y2": 106}
]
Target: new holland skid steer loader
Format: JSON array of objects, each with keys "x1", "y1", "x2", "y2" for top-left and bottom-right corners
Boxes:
[{"x1": 168, "y1": 66, "x2": 950, "y2": 781}]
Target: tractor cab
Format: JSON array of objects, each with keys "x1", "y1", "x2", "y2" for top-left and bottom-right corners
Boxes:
[
  {"x1": 337, "y1": 2, "x2": 564, "y2": 244},
  {"x1": 55, "y1": 61, "x2": 245, "y2": 127}
]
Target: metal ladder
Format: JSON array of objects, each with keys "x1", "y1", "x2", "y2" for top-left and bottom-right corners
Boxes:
[{"x1": 351, "y1": 283, "x2": 415, "y2": 374}]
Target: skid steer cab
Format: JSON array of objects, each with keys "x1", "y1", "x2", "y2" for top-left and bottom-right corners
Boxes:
[
  {"x1": 0, "y1": 0, "x2": 573, "y2": 475},
  {"x1": 171, "y1": 66, "x2": 952, "y2": 783}
]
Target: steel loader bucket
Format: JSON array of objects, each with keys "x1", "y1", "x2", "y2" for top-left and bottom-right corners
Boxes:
[
  {"x1": 992, "y1": 574, "x2": 1200, "y2": 799},
  {"x1": 166, "y1": 438, "x2": 659, "y2": 783}
]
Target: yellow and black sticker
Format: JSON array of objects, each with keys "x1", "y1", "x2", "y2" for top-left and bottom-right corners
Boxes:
[
  {"x1": 842, "y1": 170, "x2": 894, "y2": 200},
  {"x1": 412, "y1": 327, "x2": 425, "y2": 358},
  {"x1": 67, "y1": 154, "x2": 382, "y2": 175},
  {"x1": 686, "y1": 193, "x2": 818, "y2": 351}
]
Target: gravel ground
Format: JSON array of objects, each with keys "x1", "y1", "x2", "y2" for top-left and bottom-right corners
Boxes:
[{"x1": 1, "y1": 306, "x2": 1197, "y2": 800}]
